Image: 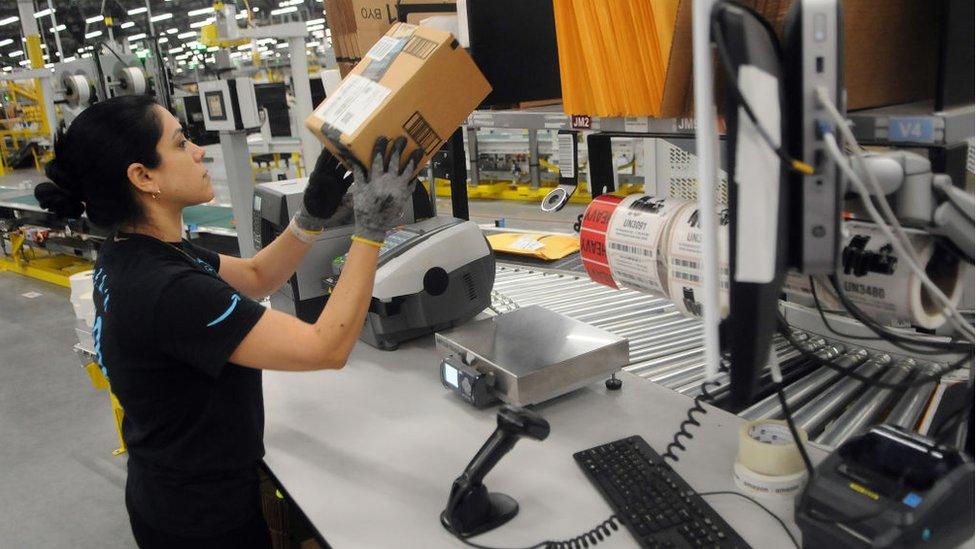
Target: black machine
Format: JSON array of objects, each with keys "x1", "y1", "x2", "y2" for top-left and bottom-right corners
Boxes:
[
  {"x1": 797, "y1": 425, "x2": 974, "y2": 548},
  {"x1": 575, "y1": 436, "x2": 750, "y2": 549}
]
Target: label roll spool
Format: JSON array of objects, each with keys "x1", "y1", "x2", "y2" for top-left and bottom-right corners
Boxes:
[
  {"x1": 784, "y1": 221, "x2": 967, "y2": 330},
  {"x1": 733, "y1": 420, "x2": 809, "y2": 498},
  {"x1": 118, "y1": 67, "x2": 147, "y2": 95},
  {"x1": 63, "y1": 74, "x2": 91, "y2": 107},
  {"x1": 665, "y1": 204, "x2": 731, "y2": 318},
  {"x1": 579, "y1": 194, "x2": 730, "y2": 319}
]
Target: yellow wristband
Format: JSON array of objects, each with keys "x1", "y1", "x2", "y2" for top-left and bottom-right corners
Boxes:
[{"x1": 351, "y1": 235, "x2": 384, "y2": 248}]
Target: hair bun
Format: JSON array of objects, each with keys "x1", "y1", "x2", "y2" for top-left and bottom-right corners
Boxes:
[{"x1": 35, "y1": 182, "x2": 85, "y2": 219}]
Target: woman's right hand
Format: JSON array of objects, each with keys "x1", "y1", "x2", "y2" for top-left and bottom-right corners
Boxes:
[{"x1": 348, "y1": 136, "x2": 422, "y2": 245}]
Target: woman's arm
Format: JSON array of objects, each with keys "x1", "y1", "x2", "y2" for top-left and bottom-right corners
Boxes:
[
  {"x1": 228, "y1": 240, "x2": 379, "y2": 370},
  {"x1": 217, "y1": 232, "x2": 312, "y2": 299}
]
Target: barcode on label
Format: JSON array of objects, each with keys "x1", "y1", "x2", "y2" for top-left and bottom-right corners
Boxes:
[
  {"x1": 610, "y1": 242, "x2": 653, "y2": 257},
  {"x1": 403, "y1": 111, "x2": 441, "y2": 152},
  {"x1": 558, "y1": 133, "x2": 576, "y2": 178},
  {"x1": 366, "y1": 36, "x2": 400, "y2": 61},
  {"x1": 316, "y1": 75, "x2": 391, "y2": 135},
  {"x1": 403, "y1": 36, "x2": 438, "y2": 59},
  {"x1": 674, "y1": 271, "x2": 701, "y2": 283},
  {"x1": 673, "y1": 258, "x2": 699, "y2": 270},
  {"x1": 616, "y1": 271, "x2": 651, "y2": 288}
]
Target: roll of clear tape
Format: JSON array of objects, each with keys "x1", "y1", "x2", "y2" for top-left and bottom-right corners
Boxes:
[
  {"x1": 783, "y1": 221, "x2": 966, "y2": 330},
  {"x1": 733, "y1": 420, "x2": 808, "y2": 498},
  {"x1": 119, "y1": 67, "x2": 147, "y2": 95},
  {"x1": 63, "y1": 74, "x2": 91, "y2": 107}
]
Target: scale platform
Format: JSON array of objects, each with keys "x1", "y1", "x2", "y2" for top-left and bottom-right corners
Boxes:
[{"x1": 435, "y1": 305, "x2": 630, "y2": 406}]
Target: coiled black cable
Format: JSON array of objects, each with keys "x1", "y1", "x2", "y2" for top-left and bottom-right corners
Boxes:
[
  {"x1": 543, "y1": 515, "x2": 621, "y2": 549},
  {"x1": 662, "y1": 380, "x2": 723, "y2": 462}
]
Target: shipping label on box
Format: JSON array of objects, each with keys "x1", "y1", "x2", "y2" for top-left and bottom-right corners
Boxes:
[{"x1": 305, "y1": 23, "x2": 491, "y2": 177}]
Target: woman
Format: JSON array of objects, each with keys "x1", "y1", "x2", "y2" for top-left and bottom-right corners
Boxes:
[{"x1": 35, "y1": 94, "x2": 419, "y2": 548}]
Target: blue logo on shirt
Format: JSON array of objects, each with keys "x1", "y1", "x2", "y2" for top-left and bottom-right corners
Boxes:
[{"x1": 207, "y1": 294, "x2": 241, "y2": 327}]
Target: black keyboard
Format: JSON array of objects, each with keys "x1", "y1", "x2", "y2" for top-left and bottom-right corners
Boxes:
[{"x1": 574, "y1": 436, "x2": 750, "y2": 549}]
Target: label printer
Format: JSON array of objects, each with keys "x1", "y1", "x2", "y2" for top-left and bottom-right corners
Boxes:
[{"x1": 253, "y1": 180, "x2": 494, "y2": 349}]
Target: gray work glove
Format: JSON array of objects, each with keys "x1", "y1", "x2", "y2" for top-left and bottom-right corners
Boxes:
[
  {"x1": 293, "y1": 149, "x2": 354, "y2": 234},
  {"x1": 347, "y1": 136, "x2": 422, "y2": 245}
]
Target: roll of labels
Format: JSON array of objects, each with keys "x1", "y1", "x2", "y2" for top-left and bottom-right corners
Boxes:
[
  {"x1": 62, "y1": 73, "x2": 92, "y2": 107},
  {"x1": 580, "y1": 196, "x2": 966, "y2": 330},
  {"x1": 734, "y1": 420, "x2": 809, "y2": 498}
]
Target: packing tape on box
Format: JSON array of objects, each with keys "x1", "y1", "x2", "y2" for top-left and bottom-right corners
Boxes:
[
  {"x1": 733, "y1": 420, "x2": 809, "y2": 498},
  {"x1": 783, "y1": 221, "x2": 966, "y2": 330},
  {"x1": 579, "y1": 194, "x2": 729, "y2": 318}
]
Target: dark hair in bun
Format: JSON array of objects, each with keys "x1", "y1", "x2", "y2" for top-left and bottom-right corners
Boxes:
[{"x1": 34, "y1": 94, "x2": 163, "y2": 227}]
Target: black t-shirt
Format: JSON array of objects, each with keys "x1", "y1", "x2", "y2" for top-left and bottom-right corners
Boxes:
[{"x1": 92, "y1": 232, "x2": 267, "y2": 536}]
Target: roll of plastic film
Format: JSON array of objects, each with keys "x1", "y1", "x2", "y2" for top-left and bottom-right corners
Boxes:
[
  {"x1": 783, "y1": 221, "x2": 966, "y2": 330},
  {"x1": 733, "y1": 420, "x2": 808, "y2": 498}
]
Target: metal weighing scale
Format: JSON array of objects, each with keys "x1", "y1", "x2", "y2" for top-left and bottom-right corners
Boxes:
[{"x1": 435, "y1": 305, "x2": 630, "y2": 407}]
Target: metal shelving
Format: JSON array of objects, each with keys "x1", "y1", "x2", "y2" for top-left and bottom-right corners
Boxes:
[
  {"x1": 466, "y1": 105, "x2": 699, "y2": 137},
  {"x1": 846, "y1": 101, "x2": 974, "y2": 147}
]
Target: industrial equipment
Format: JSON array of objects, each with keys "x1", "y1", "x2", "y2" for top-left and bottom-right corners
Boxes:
[
  {"x1": 796, "y1": 425, "x2": 974, "y2": 548},
  {"x1": 435, "y1": 305, "x2": 629, "y2": 407},
  {"x1": 346, "y1": 216, "x2": 495, "y2": 351}
]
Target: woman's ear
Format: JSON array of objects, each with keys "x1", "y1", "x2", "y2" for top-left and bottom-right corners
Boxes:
[{"x1": 126, "y1": 162, "x2": 156, "y2": 194}]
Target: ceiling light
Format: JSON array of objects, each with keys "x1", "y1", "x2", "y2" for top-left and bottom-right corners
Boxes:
[
  {"x1": 128, "y1": 33, "x2": 146, "y2": 42},
  {"x1": 44, "y1": 63, "x2": 54, "y2": 68},
  {"x1": 34, "y1": 9, "x2": 53, "y2": 19},
  {"x1": 0, "y1": 39, "x2": 12, "y2": 47},
  {"x1": 86, "y1": 15, "x2": 104, "y2": 24},
  {"x1": 307, "y1": 41, "x2": 320, "y2": 47},
  {"x1": 252, "y1": 7, "x2": 260, "y2": 12},
  {"x1": 63, "y1": 55, "x2": 76, "y2": 62},
  {"x1": 187, "y1": 7, "x2": 213, "y2": 17},
  {"x1": 270, "y1": 6, "x2": 298, "y2": 16},
  {"x1": 127, "y1": 7, "x2": 147, "y2": 15},
  {"x1": 82, "y1": 53, "x2": 91, "y2": 58},
  {"x1": 276, "y1": 42, "x2": 288, "y2": 49},
  {"x1": 158, "y1": 37, "x2": 169, "y2": 43},
  {"x1": 85, "y1": 30, "x2": 102, "y2": 39},
  {"x1": 19, "y1": 60, "x2": 30, "y2": 66},
  {"x1": 0, "y1": 16, "x2": 19, "y2": 26},
  {"x1": 207, "y1": 46, "x2": 218, "y2": 52},
  {"x1": 306, "y1": 18, "x2": 325, "y2": 26},
  {"x1": 168, "y1": 46, "x2": 183, "y2": 54},
  {"x1": 236, "y1": 13, "x2": 247, "y2": 19},
  {"x1": 3, "y1": 66, "x2": 12, "y2": 72},
  {"x1": 120, "y1": 21, "x2": 135, "y2": 29},
  {"x1": 49, "y1": 25, "x2": 67, "y2": 32},
  {"x1": 151, "y1": 13, "x2": 173, "y2": 23},
  {"x1": 166, "y1": 27, "x2": 178, "y2": 34},
  {"x1": 9, "y1": 50, "x2": 23, "y2": 57},
  {"x1": 189, "y1": 19, "x2": 213, "y2": 29},
  {"x1": 177, "y1": 31, "x2": 196, "y2": 39}
]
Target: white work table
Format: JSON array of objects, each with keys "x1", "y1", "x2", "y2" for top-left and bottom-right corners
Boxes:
[{"x1": 263, "y1": 336, "x2": 823, "y2": 548}]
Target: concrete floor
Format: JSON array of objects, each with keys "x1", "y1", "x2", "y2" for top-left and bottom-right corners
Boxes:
[{"x1": 0, "y1": 272, "x2": 135, "y2": 548}]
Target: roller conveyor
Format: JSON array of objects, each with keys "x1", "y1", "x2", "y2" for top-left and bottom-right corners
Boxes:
[{"x1": 489, "y1": 264, "x2": 967, "y2": 449}]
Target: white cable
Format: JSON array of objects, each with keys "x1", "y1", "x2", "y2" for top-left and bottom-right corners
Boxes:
[
  {"x1": 815, "y1": 87, "x2": 928, "y2": 267},
  {"x1": 822, "y1": 132, "x2": 975, "y2": 341}
]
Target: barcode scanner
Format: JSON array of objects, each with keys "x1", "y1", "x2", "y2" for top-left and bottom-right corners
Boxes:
[{"x1": 441, "y1": 405, "x2": 551, "y2": 538}]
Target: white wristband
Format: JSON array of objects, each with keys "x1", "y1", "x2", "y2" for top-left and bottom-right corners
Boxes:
[{"x1": 288, "y1": 216, "x2": 323, "y2": 244}]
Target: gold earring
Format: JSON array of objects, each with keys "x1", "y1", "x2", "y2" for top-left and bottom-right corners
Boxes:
[{"x1": 152, "y1": 189, "x2": 161, "y2": 200}]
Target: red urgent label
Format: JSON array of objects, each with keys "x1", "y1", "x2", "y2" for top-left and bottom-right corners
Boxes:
[{"x1": 580, "y1": 195, "x2": 623, "y2": 289}]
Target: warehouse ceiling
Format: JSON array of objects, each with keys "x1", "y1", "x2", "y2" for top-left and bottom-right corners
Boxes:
[{"x1": 0, "y1": 0, "x2": 328, "y2": 73}]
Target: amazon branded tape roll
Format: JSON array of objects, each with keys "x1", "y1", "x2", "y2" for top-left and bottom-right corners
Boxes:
[
  {"x1": 63, "y1": 74, "x2": 91, "y2": 107},
  {"x1": 734, "y1": 420, "x2": 808, "y2": 498},
  {"x1": 784, "y1": 221, "x2": 966, "y2": 330}
]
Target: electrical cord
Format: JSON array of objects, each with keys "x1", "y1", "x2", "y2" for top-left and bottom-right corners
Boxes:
[
  {"x1": 698, "y1": 491, "x2": 800, "y2": 549},
  {"x1": 778, "y1": 314, "x2": 974, "y2": 390},
  {"x1": 662, "y1": 380, "x2": 723, "y2": 462},
  {"x1": 709, "y1": 3, "x2": 814, "y2": 176},
  {"x1": 818, "y1": 105, "x2": 976, "y2": 342},
  {"x1": 825, "y1": 274, "x2": 972, "y2": 353},
  {"x1": 443, "y1": 516, "x2": 620, "y2": 549}
]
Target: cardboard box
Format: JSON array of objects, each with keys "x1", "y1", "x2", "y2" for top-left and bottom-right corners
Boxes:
[
  {"x1": 326, "y1": 0, "x2": 457, "y2": 76},
  {"x1": 305, "y1": 23, "x2": 491, "y2": 176},
  {"x1": 660, "y1": 0, "x2": 937, "y2": 117}
]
